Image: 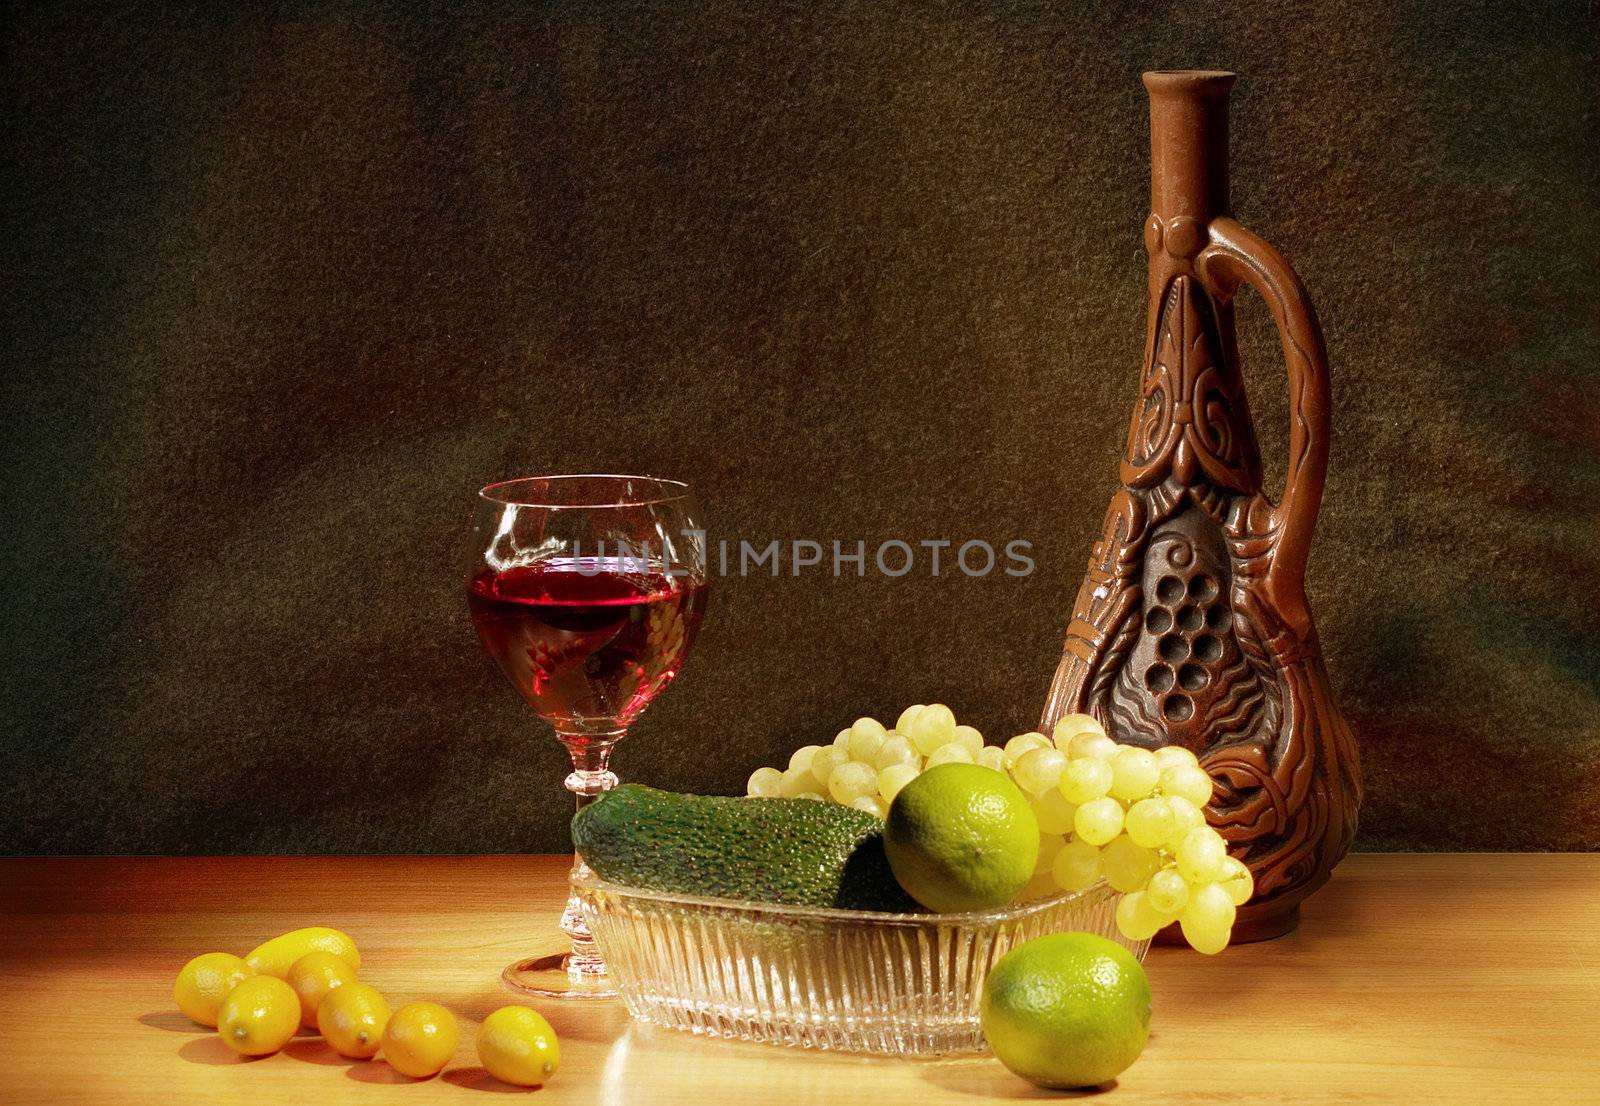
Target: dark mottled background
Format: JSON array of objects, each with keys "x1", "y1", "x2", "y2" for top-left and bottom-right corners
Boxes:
[{"x1": 4, "y1": 1, "x2": 1597, "y2": 854}]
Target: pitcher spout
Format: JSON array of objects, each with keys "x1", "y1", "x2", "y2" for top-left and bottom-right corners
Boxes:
[{"x1": 1143, "y1": 70, "x2": 1236, "y2": 226}]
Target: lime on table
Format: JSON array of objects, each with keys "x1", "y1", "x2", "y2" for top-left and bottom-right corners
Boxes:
[
  {"x1": 980, "y1": 932, "x2": 1151, "y2": 1088},
  {"x1": 883, "y1": 763, "x2": 1039, "y2": 912}
]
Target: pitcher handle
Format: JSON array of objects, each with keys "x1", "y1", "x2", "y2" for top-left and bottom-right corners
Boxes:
[{"x1": 1196, "y1": 216, "x2": 1332, "y2": 636}]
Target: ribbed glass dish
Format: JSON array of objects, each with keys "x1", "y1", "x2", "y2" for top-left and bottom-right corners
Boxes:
[{"x1": 576, "y1": 874, "x2": 1145, "y2": 1055}]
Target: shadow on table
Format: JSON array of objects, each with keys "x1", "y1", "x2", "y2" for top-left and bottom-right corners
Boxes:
[
  {"x1": 442, "y1": 1066, "x2": 540, "y2": 1093},
  {"x1": 177, "y1": 1036, "x2": 255, "y2": 1066},
  {"x1": 346, "y1": 1061, "x2": 428, "y2": 1086},
  {"x1": 138, "y1": 1011, "x2": 209, "y2": 1033},
  {"x1": 919, "y1": 1060, "x2": 1114, "y2": 1100},
  {"x1": 281, "y1": 1038, "x2": 363, "y2": 1067}
]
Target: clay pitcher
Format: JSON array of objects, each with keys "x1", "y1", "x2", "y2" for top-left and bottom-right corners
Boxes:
[{"x1": 1042, "y1": 71, "x2": 1361, "y2": 941}]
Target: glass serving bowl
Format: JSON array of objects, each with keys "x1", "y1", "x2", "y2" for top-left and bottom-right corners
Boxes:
[{"x1": 575, "y1": 872, "x2": 1145, "y2": 1056}]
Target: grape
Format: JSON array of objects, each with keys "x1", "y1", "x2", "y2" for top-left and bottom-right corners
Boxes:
[
  {"x1": 829, "y1": 760, "x2": 878, "y2": 804},
  {"x1": 1219, "y1": 856, "x2": 1255, "y2": 906},
  {"x1": 809, "y1": 746, "x2": 844, "y2": 789},
  {"x1": 1102, "y1": 833, "x2": 1162, "y2": 893},
  {"x1": 925, "y1": 742, "x2": 974, "y2": 768},
  {"x1": 1117, "y1": 890, "x2": 1178, "y2": 940},
  {"x1": 849, "y1": 794, "x2": 887, "y2": 818},
  {"x1": 851, "y1": 716, "x2": 888, "y2": 742},
  {"x1": 1073, "y1": 797, "x2": 1125, "y2": 846},
  {"x1": 1175, "y1": 826, "x2": 1229, "y2": 885},
  {"x1": 877, "y1": 763, "x2": 920, "y2": 803},
  {"x1": 1179, "y1": 882, "x2": 1236, "y2": 954},
  {"x1": 1125, "y1": 796, "x2": 1175, "y2": 848},
  {"x1": 788, "y1": 745, "x2": 821, "y2": 774},
  {"x1": 1180, "y1": 917, "x2": 1230, "y2": 955},
  {"x1": 1002, "y1": 732, "x2": 1049, "y2": 769},
  {"x1": 1034, "y1": 833, "x2": 1066, "y2": 873},
  {"x1": 1114, "y1": 890, "x2": 1142, "y2": 936},
  {"x1": 780, "y1": 765, "x2": 816, "y2": 798},
  {"x1": 1146, "y1": 867, "x2": 1190, "y2": 914},
  {"x1": 1110, "y1": 746, "x2": 1161, "y2": 802},
  {"x1": 1164, "y1": 795, "x2": 1206, "y2": 845},
  {"x1": 1030, "y1": 789, "x2": 1078, "y2": 836},
  {"x1": 1115, "y1": 890, "x2": 1170, "y2": 941},
  {"x1": 952, "y1": 724, "x2": 985, "y2": 757},
  {"x1": 874, "y1": 735, "x2": 919, "y2": 770},
  {"x1": 1160, "y1": 762, "x2": 1215, "y2": 807},
  {"x1": 1013, "y1": 747, "x2": 1068, "y2": 795},
  {"x1": 909, "y1": 704, "x2": 957, "y2": 754},
  {"x1": 1219, "y1": 855, "x2": 1250, "y2": 881},
  {"x1": 795, "y1": 791, "x2": 826, "y2": 801},
  {"x1": 895, "y1": 704, "x2": 925, "y2": 733},
  {"x1": 976, "y1": 745, "x2": 1006, "y2": 772},
  {"x1": 848, "y1": 718, "x2": 888, "y2": 763},
  {"x1": 1051, "y1": 839, "x2": 1103, "y2": 891},
  {"x1": 1020, "y1": 869, "x2": 1060, "y2": 902},
  {"x1": 1065, "y1": 730, "x2": 1118, "y2": 761},
  {"x1": 746, "y1": 766, "x2": 783, "y2": 798},
  {"x1": 1050, "y1": 713, "x2": 1104, "y2": 749},
  {"x1": 833, "y1": 728, "x2": 853, "y2": 751},
  {"x1": 1184, "y1": 881, "x2": 1235, "y2": 928},
  {"x1": 1154, "y1": 745, "x2": 1199, "y2": 771},
  {"x1": 1059, "y1": 757, "x2": 1114, "y2": 804},
  {"x1": 848, "y1": 731, "x2": 885, "y2": 764}
]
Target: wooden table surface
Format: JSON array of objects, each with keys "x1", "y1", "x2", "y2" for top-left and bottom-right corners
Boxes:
[{"x1": 2, "y1": 853, "x2": 1596, "y2": 1104}]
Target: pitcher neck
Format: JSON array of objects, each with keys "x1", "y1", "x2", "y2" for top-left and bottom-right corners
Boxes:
[{"x1": 1144, "y1": 70, "x2": 1235, "y2": 225}]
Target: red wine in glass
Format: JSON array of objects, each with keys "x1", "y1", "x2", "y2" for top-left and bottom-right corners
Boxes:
[
  {"x1": 467, "y1": 474, "x2": 707, "y2": 999},
  {"x1": 468, "y1": 559, "x2": 708, "y2": 740}
]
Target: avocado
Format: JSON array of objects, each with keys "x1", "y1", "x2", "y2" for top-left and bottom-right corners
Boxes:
[{"x1": 571, "y1": 784, "x2": 919, "y2": 912}]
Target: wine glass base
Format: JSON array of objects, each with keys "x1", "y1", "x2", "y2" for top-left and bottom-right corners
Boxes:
[{"x1": 502, "y1": 953, "x2": 619, "y2": 1000}]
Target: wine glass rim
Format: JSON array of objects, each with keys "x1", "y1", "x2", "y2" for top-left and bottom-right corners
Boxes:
[{"x1": 479, "y1": 473, "x2": 694, "y2": 509}]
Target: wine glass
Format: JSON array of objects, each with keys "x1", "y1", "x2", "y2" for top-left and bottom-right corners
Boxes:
[{"x1": 467, "y1": 475, "x2": 709, "y2": 998}]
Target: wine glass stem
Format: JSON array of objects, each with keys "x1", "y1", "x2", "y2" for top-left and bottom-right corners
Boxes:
[{"x1": 558, "y1": 732, "x2": 622, "y2": 981}]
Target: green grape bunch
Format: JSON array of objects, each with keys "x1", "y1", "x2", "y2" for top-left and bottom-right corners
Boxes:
[{"x1": 745, "y1": 706, "x2": 1252, "y2": 954}]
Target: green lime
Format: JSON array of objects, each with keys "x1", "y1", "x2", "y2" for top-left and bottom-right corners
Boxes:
[
  {"x1": 883, "y1": 763, "x2": 1039, "y2": 912},
  {"x1": 980, "y1": 932, "x2": 1151, "y2": 1088}
]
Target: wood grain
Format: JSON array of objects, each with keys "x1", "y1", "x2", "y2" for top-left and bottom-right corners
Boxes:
[{"x1": 1, "y1": 854, "x2": 1595, "y2": 1104}]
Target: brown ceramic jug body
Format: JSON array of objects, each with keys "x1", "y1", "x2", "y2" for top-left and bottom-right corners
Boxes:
[{"x1": 1042, "y1": 71, "x2": 1361, "y2": 941}]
